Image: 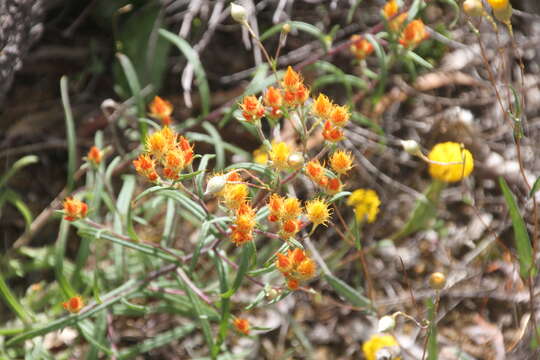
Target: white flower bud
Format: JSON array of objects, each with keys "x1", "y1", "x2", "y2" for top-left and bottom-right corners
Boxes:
[
  {"x1": 204, "y1": 174, "x2": 227, "y2": 196},
  {"x1": 287, "y1": 152, "x2": 304, "y2": 170},
  {"x1": 230, "y1": 3, "x2": 247, "y2": 23},
  {"x1": 377, "y1": 315, "x2": 396, "y2": 333},
  {"x1": 400, "y1": 139, "x2": 422, "y2": 157}
]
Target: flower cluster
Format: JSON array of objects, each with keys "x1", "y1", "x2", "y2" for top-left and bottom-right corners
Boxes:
[
  {"x1": 267, "y1": 194, "x2": 303, "y2": 239},
  {"x1": 275, "y1": 248, "x2": 317, "y2": 290},
  {"x1": 148, "y1": 96, "x2": 174, "y2": 126},
  {"x1": 239, "y1": 66, "x2": 309, "y2": 123},
  {"x1": 350, "y1": 35, "x2": 374, "y2": 61},
  {"x1": 427, "y1": 142, "x2": 474, "y2": 183},
  {"x1": 312, "y1": 93, "x2": 351, "y2": 143},
  {"x1": 86, "y1": 146, "x2": 103, "y2": 166},
  {"x1": 63, "y1": 197, "x2": 88, "y2": 222},
  {"x1": 133, "y1": 126, "x2": 194, "y2": 183},
  {"x1": 305, "y1": 150, "x2": 354, "y2": 195},
  {"x1": 347, "y1": 189, "x2": 381, "y2": 223}
]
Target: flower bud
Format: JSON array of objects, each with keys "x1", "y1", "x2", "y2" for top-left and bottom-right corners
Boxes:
[
  {"x1": 204, "y1": 174, "x2": 227, "y2": 196},
  {"x1": 231, "y1": 3, "x2": 247, "y2": 23},
  {"x1": 463, "y1": 0, "x2": 484, "y2": 17},
  {"x1": 287, "y1": 152, "x2": 304, "y2": 170},
  {"x1": 429, "y1": 272, "x2": 446, "y2": 290},
  {"x1": 282, "y1": 23, "x2": 291, "y2": 34},
  {"x1": 377, "y1": 315, "x2": 396, "y2": 332},
  {"x1": 400, "y1": 139, "x2": 422, "y2": 157}
]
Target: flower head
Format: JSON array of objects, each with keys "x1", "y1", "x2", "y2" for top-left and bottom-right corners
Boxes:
[
  {"x1": 400, "y1": 19, "x2": 429, "y2": 48},
  {"x1": 279, "y1": 219, "x2": 301, "y2": 238},
  {"x1": 427, "y1": 142, "x2": 474, "y2": 182},
  {"x1": 296, "y1": 258, "x2": 317, "y2": 280},
  {"x1": 362, "y1": 334, "x2": 401, "y2": 360},
  {"x1": 148, "y1": 96, "x2": 173, "y2": 125},
  {"x1": 133, "y1": 154, "x2": 159, "y2": 182},
  {"x1": 269, "y1": 142, "x2": 291, "y2": 170},
  {"x1": 230, "y1": 203, "x2": 256, "y2": 246},
  {"x1": 350, "y1": 35, "x2": 374, "y2": 60},
  {"x1": 282, "y1": 66, "x2": 302, "y2": 91},
  {"x1": 86, "y1": 146, "x2": 103, "y2": 166},
  {"x1": 325, "y1": 177, "x2": 343, "y2": 195},
  {"x1": 282, "y1": 197, "x2": 302, "y2": 221},
  {"x1": 253, "y1": 146, "x2": 269, "y2": 165},
  {"x1": 264, "y1": 86, "x2": 283, "y2": 118},
  {"x1": 268, "y1": 193, "x2": 284, "y2": 219},
  {"x1": 329, "y1": 104, "x2": 350, "y2": 127},
  {"x1": 382, "y1": 0, "x2": 399, "y2": 19},
  {"x1": 322, "y1": 120, "x2": 345, "y2": 143},
  {"x1": 347, "y1": 189, "x2": 380, "y2": 223},
  {"x1": 223, "y1": 184, "x2": 249, "y2": 210},
  {"x1": 62, "y1": 295, "x2": 84, "y2": 313},
  {"x1": 312, "y1": 93, "x2": 333, "y2": 119},
  {"x1": 240, "y1": 95, "x2": 265, "y2": 123},
  {"x1": 146, "y1": 131, "x2": 168, "y2": 159},
  {"x1": 233, "y1": 318, "x2": 250, "y2": 335},
  {"x1": 487, "y1": 0, "x2": 509, "y2": 11},
  {"x1": 276, "y1": 253, "x2": 293, "y2": 273},
  {"x1": 305, "y1": 160, "x2": 325, "y2": 182},
  {"x1": 63, "y1": 197, "x2": 88, "y2": 221},
  {"x1": 330, "y1": 150, "x2": 354, "y2": 175},
  {"x1": 305, "y1": 198, "x2": 331, "y2": 228}
]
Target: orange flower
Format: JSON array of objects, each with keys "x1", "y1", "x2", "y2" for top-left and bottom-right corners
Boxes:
[
  {"x1": 133, "y1": 154, "x2": 159, "y2": 182},
  {"x1": 350, "y1": 35, "x2": 374, "y2": 60},
  {"x1": 86, "y1": 146, "x2": 103, "y2": 166},
  {"x1": 149, "y1": 96, "x2": 173, "y2": 125},
  {"x1": 146, "y1": 131, "x2": 168, "y2": 159},
  {"x1": 382, "y1": 0, "x2": 398, "y2": 19},
  {"x1": 400, "y1": 19, "x2": 428, "y2": 48},
  {"x1": 276, "y1": 253, "x2": 293, "y2": 273},
  {"x1": 231, "y1": 203, "x2": 256, "y2": 246},
  {"x1": 389, "y1": 13, "x2": 408, "y2": 32},
  {"x1": 264, "y1": 86, "x2": 283, "y2": 118},
  {"x1": 63, "y1": 197, "x2": 88, "y2": 221},
  {"x1": 305, "y1": 160, "x2": 325, "y2": 182},
  {"x1": 163, "y1": 149, "x2": 185, "y2": 180},
  {"x1": 179, "y1": 136, "x2": 194, "y2": 166},
  {"x1": 282, "y1": 197, "x2": 302, "y2": 221},
  {"x1": 268, "y1": 193, "x2": 284, "y2": 218},
  {"x1": 280, "y1": 219, "x2": 300, "y2": 238},
  {"x1": 223, "y1": 184, "x2": 249, "y2": 210},
  {"x1": 295, "y1": 84, "x2": 309, "y2": 105},
  {"x1": 62, "y1": 295, "x2": 84, "y2": 313},
  {"x1": 233, "y1": 318, "x2": 250, "y2": 335},
  {"x1": 329, "y1": 150, "x2": 354, "y2": 175},
  {"x1": 325, "y1": 177, "x2": 343, "y2": 195},
  {"x1": 296, "y1": 258, "x2": 317, "y2": 280},
  {"x1": 287, "y1": 278, "x2": 300, "y2": 290},
  {"x1": 329, "y1": 105, "x2": 350, "y2": 127},
  {"x1": 290, "y1": 248, "x2": 306, "y2": 265},
  {"x1": 231, "y1": 230, "x2": 253, "y2": 246},
  {"x1": 282, "y1": 66, "x2": 302, "y2": 91},
  {"x1": 240, "y1": 95, "x2": 265, "y2": 123},
  {"x1": 322, "y1": 120, "x2": 344, "y2": 143},
  {"x1": 312, "y1": 93, "x2": 333, "y2": 119}
]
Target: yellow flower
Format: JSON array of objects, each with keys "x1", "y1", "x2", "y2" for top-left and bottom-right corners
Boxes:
[
  {"x1": 487, "y1": 0, "x2": 509, "y2": 11},
  {"x1": 282, "y1": 197, "x2": 302, "y2": 221},
  {"x1": 305, "y1": 198, "x2": 331, "y2": 228},
  {"x1": 146, "y1": 131, "x2": 168, "y2": 159},
  {"x1": 312, "y1": 93, "x2": 333, "y2": 119},
  {"x1": 253, "y1": 146, "x2": 269, "y2": 165},
  {"x1": 347, "y1": 189, "x2": 380, "y2": 223},
  {"x1": 222, "y1": 184, "x2": 249, "y2": 210},
  {"x1": 382, "y1": 0, "x2": 398, "y2": 19},
  {"x1": 329, "y1": 150, "x2": 354, "y2": 175},
  {"x1": 362, "y1": 334, "x2": 401, "y2": 360},
  {"x1": 270, "y1": 142, "x2": 291, "y2": 170},
  {"x1": 427, "y1": 142, "x2": 474, "y2": 183}
]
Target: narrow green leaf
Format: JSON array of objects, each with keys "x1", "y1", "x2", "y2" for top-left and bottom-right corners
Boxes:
[
  {"x1": 116, "y1": 53, "x2": 146, "y2": 138},
  {"x1": 323, "y1": 273, "x2": 371, "y2": 309},
  {"x1": 55, "y1": 219, "x2": 77, "y2": 298},
  {"x1": 159, "y1": 29, "x2": 211, "y2": 117},
  {"x1": 260, "y1": 21, "x2": 329, "y2": 50},
  {"x1": 0, "y1": 155, "x2": 39, "y2": 188},
  {"x1": 530, "y1": 177, "x2": 540, "y2": 198},
  {"x1": 114, "y1": 175, "x2": 136, "y2": 278},
  {"x1": 4, "y1": 189, "x2": 33, "y2": 232},
  {"x1": 426, "y1": 297, "x2": 438, "y2": 360},
  {"x1": 60, "y1": 76, "x2": 77, "y2": 192},
  {"x1": 221, "y1": 244, "x2": 253, "y2": 299},
  {"x1": 499, "y1": 177, "x2": 535, "y2": 279},
  {"x1": 0, "y1": 270, "x2": 32, "y2": 324},
  {"x1": 202, "y1": 122, "x2": 225, "y2": 170}
]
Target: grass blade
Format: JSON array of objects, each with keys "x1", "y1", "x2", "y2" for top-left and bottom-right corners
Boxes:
[
  {"x1": 60, "y1": 76, "x2": 77, "y2": 192},
  {"x1": 159, "y1": 29, "x2": 211, "y2": 117},
  {"x1": 0, "y1": 155, "x2": 39, "y2": 188},
  {"x1": 323, "y1": 273, "x2": 371, "y2": 309},
  {"x1": 116, "y1": 53, "x2": 147, "y2": 138},
  {"x1": 0, "y1": 270, "x2": 33, "y2": 324}
]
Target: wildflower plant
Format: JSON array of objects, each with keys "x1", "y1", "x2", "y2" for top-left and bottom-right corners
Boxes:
[{"x1": 2, "y1": 0, "x2": 538, "y2": 359}]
